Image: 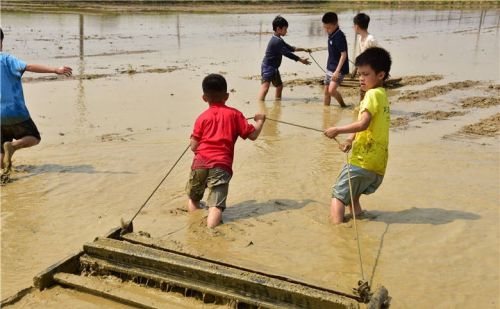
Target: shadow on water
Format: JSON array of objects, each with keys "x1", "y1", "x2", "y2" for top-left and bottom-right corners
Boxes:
[
  {"x1": 224, "y1": 198, "x2": 316, "y2": 223},
  {"x1": 368, "y1": 207, "x2": 480, "y2": 287},
  {"x1": 369, "y1": 207, "x2": 480, "y2": 225},
  {"x1": 9, "y1": 164, "x2": 132, "y2": 180}
]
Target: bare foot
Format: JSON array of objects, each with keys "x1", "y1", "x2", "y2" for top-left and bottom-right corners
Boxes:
[{"x1": 3, "y1": 142, "x2": 16, "y2": 173}]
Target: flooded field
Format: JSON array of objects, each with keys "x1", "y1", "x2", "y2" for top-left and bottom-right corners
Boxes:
[{"x1": 1, "y1": 7, "x2": 499, "y2": 308}]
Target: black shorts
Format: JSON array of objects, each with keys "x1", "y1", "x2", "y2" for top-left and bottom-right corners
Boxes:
[{"x1": 1, "y1": 118, "x2": 41, "y2": 153}]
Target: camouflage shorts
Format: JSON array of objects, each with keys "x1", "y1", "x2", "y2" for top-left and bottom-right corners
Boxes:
[{"x1": 186, "y1": 168, "x2": 232, "y2": 210}]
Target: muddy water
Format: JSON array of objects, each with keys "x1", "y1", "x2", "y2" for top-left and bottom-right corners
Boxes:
[{"x1": 1, "y1": 8, "x2": 499, "y2": 308}]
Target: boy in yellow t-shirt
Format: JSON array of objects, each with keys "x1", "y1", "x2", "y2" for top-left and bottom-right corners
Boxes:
[{"x1": 324, "y1": 47, "x2": 392, "y2": 224}]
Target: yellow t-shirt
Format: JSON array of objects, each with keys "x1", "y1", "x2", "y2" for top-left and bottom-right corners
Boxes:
[{"x1": 349, "y1": 87, "x2": 390, "y2": 175}]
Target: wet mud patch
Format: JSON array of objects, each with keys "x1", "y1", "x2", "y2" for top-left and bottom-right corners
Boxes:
[
  {"x1": 421, "y1": 110, "x2": 467, "y2": 120},
  {"x1": 55, "y1": 49, "x2": 157, "y2": 59},
  {"x1": 398, "y1": 74, "x2": 443, "y2": 86},
  {"x1": 460, "y1": 113, "x2": 500, "y2": 137},
  {"x1": 460, "y1": 96, "x2": 500, "y2": 109},
  {"x1": 100, "y1": 133, "x2": 134, "y2": 142},
  {"x1": 23, "y1": 66, "x2": 183, "y2": 83},
  {"x1": 399, "y1": 80, "x2": 480, "y2": 101},
  {"x1": 391, "y1": 116, "x2": 410, "y2": 128}
]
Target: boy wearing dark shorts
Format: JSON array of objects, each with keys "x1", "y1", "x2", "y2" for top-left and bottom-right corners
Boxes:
[
  {"x1": 322, "y1": 12, "x2": 349, "y2": 107},
  {"x1": 0, "y1": 28, "x2": 72, "y2": 173},
  {"x1": 187, "y1": 74, "x2": 265, "y2": 228},
  {"x1": 258, "y1": 16, "x2": 310, "y2": 101},
  {"x1": 324, "y1": 47, "x2": 392, "y2": 224}
]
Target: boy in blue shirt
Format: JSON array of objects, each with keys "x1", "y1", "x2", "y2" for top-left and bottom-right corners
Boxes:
[
  {"x1": 258, "y1": 16, "x2": 311, "y2": 101},
  {"x1": 1, "y1": 28, "x2": 72, "y2": 174},
  {"x1": 322, "y1": 12, "x2": 349, "y2": 107},
  {"x1": 324, "y1": 47, "x2": 392, "y2": 224}
]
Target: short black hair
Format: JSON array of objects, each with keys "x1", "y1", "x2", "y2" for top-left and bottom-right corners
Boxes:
[
  {"x1": 355, "y1": 47, "x2": 392, "y2": 80},
  {"x1": 0, "y1": 28, "x2": 4, "y2": 41},
  {"x1": 322, "y1": 12, "x2": 338, "y2": 25},
  {"x1": 353, "y1": 13, "x2": 370, "y2": 30},
  {"x1": 272, "y1": 16, "x2": 288, "y2": 31},
  {"x1": 202, "y1": 74, "x2": 227, "y2": 101}
]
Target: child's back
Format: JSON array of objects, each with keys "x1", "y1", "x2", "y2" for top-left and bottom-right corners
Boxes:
[{"x1": 187, "y1": 74, "x2": 266, "y2": 228}]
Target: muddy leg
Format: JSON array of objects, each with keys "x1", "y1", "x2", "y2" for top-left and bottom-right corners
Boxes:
[
  {"x1": 330, "y1": 198, "x2": 346, "y2": 224},
  {"x1": 329, "y1": 81, "x2": 346, "y2": 107},
  {"x1": 3, "y1": 137, "x2": 39, "y2": 173},
  {"x1": 275, "y1": 84, "x2": 283, "y2": 100},
  {"x1": 324, "y1": 85, "x2": 332, "y2": 106},
  {"x1": 258, "y1": 82, "x2": 271, "y2": 101},
  {"x1": 207, "y1": 207, "x2": 222, "y2": 228}
]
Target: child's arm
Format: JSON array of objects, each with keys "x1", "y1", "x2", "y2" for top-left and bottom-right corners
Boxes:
[
  {"x1": 248, "y1": 113, "x2": 266, "y2": 141},
  {"x1": 190, "y1": 137, "x2": 199, "y2": 152},
  {"x1": 324, "y1": 111, "x2": 371, "y2": 139},
  {"x1": 332, "y1": 51, "x2": 347, "y2": 81},
  {"x1": 25, "y1": 64, "x2": 72, "y2": 76}
]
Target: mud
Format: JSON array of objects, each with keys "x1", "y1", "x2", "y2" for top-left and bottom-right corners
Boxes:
[
  {"x1": 399, "y1": 80, "x2": 481, "y2": 101},
  {"x1": 461, "y1": 96, "x2": 500, "y2": 109},
  {"x1": 398, "y1": 74, "x2": 443, "y2": 86},
  {"x1": 460, "y1": 113, "x2": 500, "y2": 137},
  {"x1": 23, "y1": 66, "x2": 183, "y2": 83},
  {"x1": 1, "y1": 8, "x2": 499, "y2": 309},
  {"x1": 391, "y1": 116, "x2": 410, "y2": 128},
  {"x1": 421, "y1": 110, "x2": 467, "y2": 120}
]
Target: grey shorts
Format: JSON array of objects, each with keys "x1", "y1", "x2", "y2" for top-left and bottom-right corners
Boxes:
[
  {"x1": 186, "y1": 168, "x2": 232, "y2": 210},
  {"x1": 332, "y1": 164, "x2": 383, "y2": 206},
  {"x1": 324, "y1": 70, "x2": 345, "y2": 85}
]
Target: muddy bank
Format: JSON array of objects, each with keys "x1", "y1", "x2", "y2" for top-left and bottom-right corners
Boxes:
[
  {"x1": 461, "y1": 96, "x2": 500, "y2": 109},
  {"x1": 22, "y1": 66, "x2": 183, "y2": 83},
  {"x1": 391, "y1": 116, "x2": 410, "y2": 128},
  {"x1": 399, "y1": 80, "x2": 481, "y2": 101},
  {"x1": 421, "y1": 110, "x2": 467, "y2": 120},
  {"x1": 460, "y1": 113, "x2": 500, "y2": 137}
]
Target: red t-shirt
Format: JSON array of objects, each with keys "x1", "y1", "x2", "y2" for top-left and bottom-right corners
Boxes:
[{"x1": 191, "y1": 103, "x2": 255, "y2": 174}]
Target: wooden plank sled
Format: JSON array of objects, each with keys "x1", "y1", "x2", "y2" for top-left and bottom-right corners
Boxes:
[
  {"x1": 7, "y1": 223, "x2": 388, "y2": 308},
  {"x1": 78, "y1": 236, "x2": 359, "y2": 308}
]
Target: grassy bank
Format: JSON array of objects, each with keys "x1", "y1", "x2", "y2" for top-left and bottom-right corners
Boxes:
[{"x1": 2, "y1": 0, "x2": 498, "y2": 14}]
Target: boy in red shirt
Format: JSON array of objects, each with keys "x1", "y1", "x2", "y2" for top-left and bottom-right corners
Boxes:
[{"x1": 186, "y1": 74, "x2": 266, "y2": 228}]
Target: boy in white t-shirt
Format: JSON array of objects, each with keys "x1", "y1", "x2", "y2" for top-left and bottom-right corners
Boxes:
[{"x1": 353, "y1": 13, "x2": 378, "y2": 101}]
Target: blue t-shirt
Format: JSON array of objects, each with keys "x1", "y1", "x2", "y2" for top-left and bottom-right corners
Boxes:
[
  {"x1": 262, "y1": 35, "x2": 300, "y2": 69},
  {"x1": 326, "y1": 28, "x2": 349, "y2": 74},
  {"x1": 1, "y1": 53, "x2": 29, "y2": 125}
]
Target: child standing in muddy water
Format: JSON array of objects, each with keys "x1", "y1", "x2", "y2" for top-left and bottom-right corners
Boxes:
[
  {"x1": 258, "y1": 15, "x2": 311, "y2": 101},
  {"x1": 187, "y1": 74, "x2": 266, "y2": 228},
  {"x1": 324, "y1": 47, "x2": 391, "y2": 224},
  {"x1": 322, "y1": 12, "x2": 349, "y2": 107},
  {"x1": 0, "y1": 28, "x2": 72, "y2": 175}
]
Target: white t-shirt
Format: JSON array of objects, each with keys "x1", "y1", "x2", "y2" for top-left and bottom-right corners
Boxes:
[{"x1": 357, "y1": 34, "x2": 378, "y2": 54}]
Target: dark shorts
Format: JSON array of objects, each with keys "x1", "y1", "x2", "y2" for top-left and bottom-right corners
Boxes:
[
  {"x1": 186, "y1": 168, "x2": 232, "y2": 210},
  {"x1": 332, "y1": 164, "x2": 384, "y2": 206},
  {"x1": 1, "y1": 118, "x2": 41, "y2": 153},
  {"x1": 261, "y1": 66, "x2": 283, "y2": 87}
]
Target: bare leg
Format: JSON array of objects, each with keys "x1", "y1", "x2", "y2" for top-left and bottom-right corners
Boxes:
[
  {"x1": 347, "y1": 195, "x2": 363, "y2": 217},
  {"x1": 329, "y1": 81, "x2": 347, "y2": 107},
  {"x1": 3, "y1": 136, "x2": 40, "y2": 172},
  {"x1": 207, "y1": 207, "x2": 223, "y2": 228},
  {"x1": 258, "y1": 82, "x2": 271, "y2": 101},
  {"x1": 1, "y1": 153, "x2": 4, "y2": 169},
  {"x1": 330, "y1": 197, "x2": 346, "y2": 224},
  {"x1": 275, "y1": 84, "x2": 283, "y2": 100},
  {"x1": 324, "y1": 85, "x2": 331, "y2": 106},
  {"x1": 187, "y1": 198, "x2": 200, "y2": 212}
]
